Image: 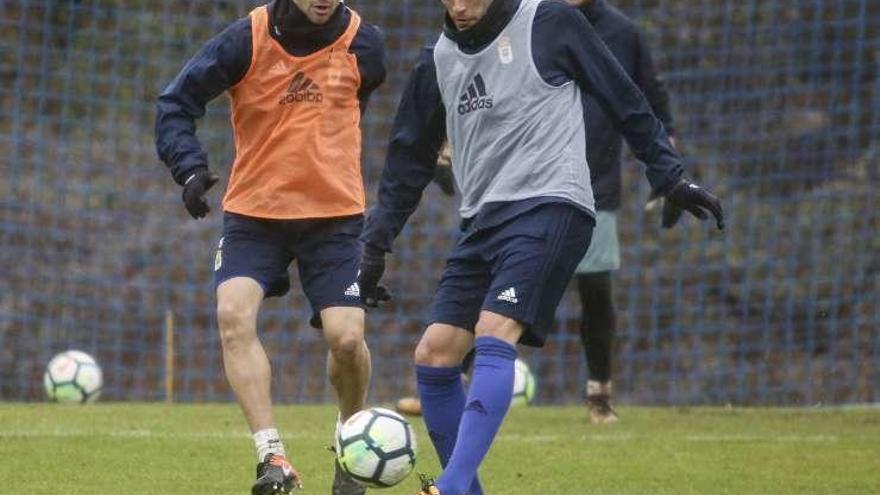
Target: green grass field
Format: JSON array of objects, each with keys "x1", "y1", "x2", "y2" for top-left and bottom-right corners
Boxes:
[{"x1": 1, "y1": 404, "x2": 878, "y2": 494}]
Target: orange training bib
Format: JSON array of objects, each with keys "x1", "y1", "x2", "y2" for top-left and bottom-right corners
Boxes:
[{"x1": 224, "y1": 5, "x2": 364, "y2": 219}]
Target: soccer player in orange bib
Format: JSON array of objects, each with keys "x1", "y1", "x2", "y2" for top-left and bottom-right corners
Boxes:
[{"x1": 155, "y1": 1, "x2": 385, "y2": 494}]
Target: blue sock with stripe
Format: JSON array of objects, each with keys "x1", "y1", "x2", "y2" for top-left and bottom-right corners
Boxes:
[
  {"x1": 437, "y1": 336, "x2": 517, "y2": 494},
  {"x1": 416, "y1": 365, "x2": 484, "y2": 495}
]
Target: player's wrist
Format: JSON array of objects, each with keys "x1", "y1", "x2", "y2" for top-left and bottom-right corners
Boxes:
[{"x1": 362, "y1": 244, "x2": 386, "y2": 266}]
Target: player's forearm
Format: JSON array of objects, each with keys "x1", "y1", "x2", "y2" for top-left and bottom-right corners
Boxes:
[
  {"x1": 154, "y1": 103, "x2": 210, "y2": 186},
  {"x1": 155, "y1": 18, "x2": 252, "y2": 185},
  {"x1": 569, "y1": 12, "x2": 681, "y2": 190},
  {"x1": 643, "y1": 79, "x2": 674, "y2": 136}
]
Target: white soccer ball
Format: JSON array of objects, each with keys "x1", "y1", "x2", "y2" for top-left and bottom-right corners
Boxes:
[
  {"x1": 511, "y1": 358, "x2": 536, "y2": 406},
  {"x1": 336, "y1": 407, "x2": 417, "y2": 488},
  {"x1": 43, "y1": 350, "x2": 103, "y2": 404}
]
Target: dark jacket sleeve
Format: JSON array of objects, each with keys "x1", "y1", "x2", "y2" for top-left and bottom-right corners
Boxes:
[
  {"x1": 633, "y1": 30, "x2": 674, "y2": 136},
  {"x1": 351, "y1": 23, "x2": 387, "y2": 112},
  {"x1": 155, "y1": 18, "x2": 252, "y2": 185},
  {"x1": 533, "y1": 2, "x2": 682, "y2": 193},
  {"x1": 360, "y1": 47, "x2": 447, "y2": 253}
]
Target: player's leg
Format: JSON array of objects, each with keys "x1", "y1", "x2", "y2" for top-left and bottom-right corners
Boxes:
[
  {"x1": 577, "y1": 272, "x2": 618, "y2": 423},
  {"x1": 321, "y1": 307, "x2": 372, "y2": 495},
  {"x1": 415, "y1": 243, "x2": 488, "y2": 495},
  {"x1": 295, "y1": 215, "x2": 370, "y2": 421},
  {"x1": 574, "y1": 210, "x2": 621, "y2": 424},
  {"x1": 414, "y1": 323, "x2": 474, "y2": 465},
  {"x1": 321, "y1": 306, "x2": 370, "y2": 421},
  {"x1": 397, "y1": 344, "x2": 475, "y2": 418},
  {"x1": 434, "y1": 311, "x2": 522, "y2": 495},
  {"x1": 217, "y1": 277, "x2": 273, "y2": 434},
  {"x1": 217, "y1": 278, "x2": 300, "y2": 494},
  {"x1": 293, "y1": 215, "x2": 371, "y2": 495},
  {"x1": 426, "y1": 203, "x2": 594, "y2": 495},
  {"x1": 214, "y1": 214, "x2": 300, "y2": 494},
  {"x1": 577, "y1": 272, "x2": 614, "y2": 382}
]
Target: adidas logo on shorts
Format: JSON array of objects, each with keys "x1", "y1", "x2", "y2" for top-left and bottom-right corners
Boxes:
[
  {"x1": 497, "y1": 287, "x2": 518, "y2": 304},
  {"x1": 344, "y1": 282, "x2": 360, "y2": 298}
]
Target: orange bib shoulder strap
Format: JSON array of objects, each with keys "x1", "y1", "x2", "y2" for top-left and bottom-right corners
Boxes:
[
  {"x1": 249, "y1": 6, "x2": 270, "y2": 48},
  {"x1": 338, "y1": 9, "x2": 361, "y2": 50}
]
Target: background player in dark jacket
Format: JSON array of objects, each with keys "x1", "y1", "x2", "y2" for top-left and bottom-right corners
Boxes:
[
  {"x1": 567, "y1": 0, "x2": 683, "y2": 425},
  {"x1": 155, "y1": 1, "x2": 385, "y2": 493},
  {"x1": 357, "y1": 0, "x2": 723, "y2": 493}
]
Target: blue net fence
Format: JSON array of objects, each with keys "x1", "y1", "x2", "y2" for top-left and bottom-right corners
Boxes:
[{"x1": 1, "y1": 0, "x2": 878, "y2": 406}]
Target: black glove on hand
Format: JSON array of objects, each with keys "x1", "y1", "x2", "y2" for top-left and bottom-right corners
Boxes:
[
  {"x1": 665, "y1": 178, "x2": 725, "y2": 230},
  {"x1": 661, "y1": 198, "x2": 685, "y2": 229},
  {"x1": 433, "y1": 164, "x2": 456, "y2": 197},
  {"x1": 182, "y1": 169, "x2": 219, "y2": 219},
  {"x1": 358, "y1": 245, "x2": 392, "y2": 308}
]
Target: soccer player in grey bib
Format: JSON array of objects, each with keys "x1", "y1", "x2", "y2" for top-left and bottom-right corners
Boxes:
[{"x1": 359, "y1": 0, "x2": 724, "y2": 493}]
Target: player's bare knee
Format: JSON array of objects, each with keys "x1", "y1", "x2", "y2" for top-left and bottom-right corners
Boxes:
[
  {"x1": 216, "y1": 302, "x2": 257, "y2": 347},
  {"x1": 413, "y1": 337, "x2": 438, "y2": 366},
  {"x1": 322, "y1": 307, "x2": 366, "y2": 362},
  {"x1": 328, "y1": 330, "x2": 365, "y2": 363},
  {"x1": 474, "y1": 312, "x2": 523, "y2": 345},
  {"x1": 414, "y1": 324, "x2": 469, "y2": 367}
]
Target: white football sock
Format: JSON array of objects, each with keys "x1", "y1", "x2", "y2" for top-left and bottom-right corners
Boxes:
[
  {"x1": 586, "y1": 380, "x2": 612, "y2": 397},
  {"x1": 253, "y1": 427, "x2": 285, "y2": 462}
]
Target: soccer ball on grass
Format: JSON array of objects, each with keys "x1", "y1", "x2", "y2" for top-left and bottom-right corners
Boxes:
[
  {"x1": 43, "y1": 350, "x2": 103, "y2": 404},
  {"x1": 336, "y1": 407, "x2": 417, "y2": 487}
]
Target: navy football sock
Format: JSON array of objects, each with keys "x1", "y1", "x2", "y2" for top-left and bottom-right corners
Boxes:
[
  {"x1": 437, "y1": 337, "x2": 517, "y2": 494},
  {"x1": 416, "y1": 365, "x2": 484, "y2": 495}
]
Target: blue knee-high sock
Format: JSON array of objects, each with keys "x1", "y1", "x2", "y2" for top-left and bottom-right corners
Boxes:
[
  {"x1": 416, "y1": 366, "x2": 484, "y2": 495},
  {"x1": 437, "y1": 337, "x2": 517, "y2": 495}
]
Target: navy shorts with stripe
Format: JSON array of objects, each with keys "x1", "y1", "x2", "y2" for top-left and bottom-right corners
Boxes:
[
  {"x1": 214, "y1": 212, "x2": 364, "y2": 327},
  {"x1": 429, "y1": 203, "x2": 595, "y2": 347}
]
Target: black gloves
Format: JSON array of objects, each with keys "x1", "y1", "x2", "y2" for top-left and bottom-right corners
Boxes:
[
  {"x1": 664, "y1": 178, "x2": 725, "y2": 230},
  {"x1": 358, "y1": 245, "x2": 392, "y2": 308},
  {"x1": 661, "y1": 198, "x2": 685, "y2": 228},
  {"x1": 182, "y1": 169, "x2": 219, "y2": 219}
]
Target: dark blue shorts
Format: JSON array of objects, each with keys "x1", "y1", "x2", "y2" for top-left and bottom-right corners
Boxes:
[
  {"x1": 429, "y1": 203, "x2": 594, "y2": 347},
  {"x1": 214, "y1": 212, "x2": 364, "y2": 327}
]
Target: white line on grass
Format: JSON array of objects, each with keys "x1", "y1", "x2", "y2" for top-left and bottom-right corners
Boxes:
[{"x1": 0, "y1": 430, "x2": 839, "y2": 443}]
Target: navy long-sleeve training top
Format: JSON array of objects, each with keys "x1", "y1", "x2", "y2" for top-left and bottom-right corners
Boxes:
[
  {"x1": 579, "y1": 0, "x2": 675, "y2": 211},
  {"x1": 362, "y1": 0, "x2": 682, "y2": 253},
  {"x1": 155, "y1": 0, "x2": 386, "y2": 186}
]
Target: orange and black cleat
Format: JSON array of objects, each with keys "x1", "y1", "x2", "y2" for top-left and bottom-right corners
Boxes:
[
  {"x1": 252, "y1": 453, "x2": 302, "y2": 495},
  {"x1": 415, "y1": 474, "x2": 442, "y2": 495}
]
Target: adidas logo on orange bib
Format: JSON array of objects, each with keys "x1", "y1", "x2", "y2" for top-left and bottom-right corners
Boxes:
[
  {"x1": 279, "y1": 71, "x2": 323, "y2": 105},
  {"x1": 458, "y1": 73, "x2": 493, "y2": 115}
]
